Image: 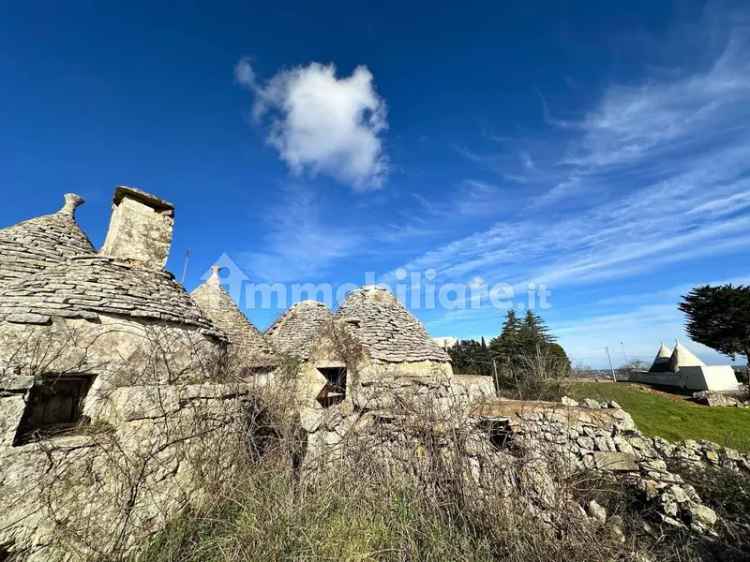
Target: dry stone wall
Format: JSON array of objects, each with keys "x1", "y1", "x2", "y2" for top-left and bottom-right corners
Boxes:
[{"x1": 300, "y1": 378, "x2": 743, "y2": 538}]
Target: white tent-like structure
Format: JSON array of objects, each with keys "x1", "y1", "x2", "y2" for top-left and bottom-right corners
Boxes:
[
  {"x1": 635, "y1": 340, "x2": 739, "y2": 392},
  {"x1": 668, "y1": 341, "x2": 706, "y2": 372},
  {"x1": 649, "y1": 342, "x2": 672, "y2": 373}
]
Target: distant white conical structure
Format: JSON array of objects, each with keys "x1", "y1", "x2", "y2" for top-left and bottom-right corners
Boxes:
[
  {"x1": 649, "y1": 342, "x2": 672, "y2": 372},
  {"x1": 669, "y1": 339, "x2": 706, "y2": 372}
]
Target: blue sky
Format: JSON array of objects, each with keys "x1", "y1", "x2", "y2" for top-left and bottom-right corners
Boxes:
[{"x1": 2, "y1": 1, "x2": 749, "y2": 368}]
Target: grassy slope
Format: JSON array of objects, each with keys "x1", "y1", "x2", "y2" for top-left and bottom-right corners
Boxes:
[{"x1": 567, "y1": 382, "x2": 750, "y2": 452}]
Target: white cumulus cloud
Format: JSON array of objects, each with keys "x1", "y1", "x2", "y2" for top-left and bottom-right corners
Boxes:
[{"x1": 235, "y1": 58, "x2": 388, "y2": 190}]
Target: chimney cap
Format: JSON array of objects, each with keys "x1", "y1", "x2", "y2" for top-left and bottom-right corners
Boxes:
[
  {"x1": 113, "y1": 186, "x2": 174, "y2": 215},
  {"x1": 59, "y1": 193, "x2": 85, "y2": 216}
]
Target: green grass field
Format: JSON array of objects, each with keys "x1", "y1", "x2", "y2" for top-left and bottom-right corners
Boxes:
[{"x1": 567, "y1": 382, "x2": 750, "y2": 452}]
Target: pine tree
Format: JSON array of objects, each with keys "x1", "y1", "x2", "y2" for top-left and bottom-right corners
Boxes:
[
  {"x1": 519, "y1": 309, "x2": 555, "y2": 349},
  {"x1": 489, "y1": 308, "x2": 569, "y2": 382},
  {"x1": 489, "y1": 309, "x2": 521, "y2": 361}
]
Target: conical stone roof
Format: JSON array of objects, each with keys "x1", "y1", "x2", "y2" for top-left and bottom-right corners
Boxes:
[
  {"x1": 0, "y1": 194, "x2": 94, "y2": 284},
  {"x1": 266, "y1": 300, "x2": 333, "y2": 360},
  {"x1": 336, "y1": 286, "x2": 450, "y2": 364},
  {"x1": 0, "y1": 254, "x2": 225, "y2": 340},
  {"x1": 191, "y1": 267, "x2": 278, "y2": 368}
]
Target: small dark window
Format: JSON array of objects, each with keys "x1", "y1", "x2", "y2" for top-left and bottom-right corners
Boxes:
[
  {"x1": 482, "y1": 418, "x2": 514, "y2": 451},
  {"x1": 240, "y1": 366, "x2": 272, "y2": 378},
  {"x1": 13, "y1": 375, "x2": 94, "y2": 446},
  {"x1": 316, "y1": 367, "x2": 347, "y2": 408}
]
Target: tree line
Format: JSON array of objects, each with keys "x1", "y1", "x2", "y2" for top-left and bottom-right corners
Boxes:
[
  {"x1": 446, "y1": 309, "x2": 570, "y2": 380},
  {"x1": 446, "y1": 284, "x2": 750, "y2": 385}
]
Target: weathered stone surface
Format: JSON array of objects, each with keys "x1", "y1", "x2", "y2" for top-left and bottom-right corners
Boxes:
[
  {"x1": 303, "y1": 387, "x2": 732, "y2": 540},
  {"x1": 335, "y1": 286, "x2": 451, "y2": 364},
  {"x1": 0, "y1": 383, "x2": 252, "y2": 562},
  {"x1": 689, "y1": 504, "x2": 718, "y2": 527},
  {"x1": 108, "y1": 386, "x2": 181, "y2": 421},
  {"x1": 588, "y1": 499, "x2": 607, "y2": 523},
  {"x1": 0, "y1": 394, "x2": 26, "y2": 447},
  {"x1": 614, "y1": 435, "x2": 635, "y2": 455},
  {"x1": 0, "y1": 255, "x2": 226, "y2": 340},
  {"x1": 6, "y1": 313, "x2": 52, "y2": 325},
  {"x1": 693, "y1": 390, "x2": 746, "y2": 407},
  {"x1": 191, "y1": 268, "x2": 278, "y2": 369},
  {"x1": 100, "y1": 186, "x2": 174, "y2": 270},
  {"x1": 593, "y1": 452, "x2": 639, "y2": 472},
  {"x1": 0, "y1": 375, "x2": 34, "y2": 391},
  {"x1": 266, "y1": 300, "x2": 334, "y2": 360},
  {"x1": 449, "y1": 375, "x2": 495, "y2": 401},
  {"x1": 0, "y1": 194, "x2": 94, "y2": 285}
]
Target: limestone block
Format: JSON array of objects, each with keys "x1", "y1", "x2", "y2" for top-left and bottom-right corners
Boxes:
[
  {"x1": 610, "y1": 409, "x2": 636, "y2": 432},
  {"x1": 594, "y1": 435, "x2": 616, "y2": 452},
  {"x1": 689, "y1": 503, "x2": 718, "y2": 527},
  {"x1": 670, "y1": 485, "x2": 690, "y2": 504},
  {"x1": 613, "y1": 436, "x2": 635, "y2": 455},
  {"x1": 0, "y1": 394, "x2": 26, "y2": 447},
  {"x1": 108, "y1": 386, "x2": 181, "y2": 422},
  {"x1": 592, "y1": 452, "x2": 639, "y2": 472},
  {"x1": 588, "y1": 499, "x2": 607, "y2": 523},
  {"x1": 0, "y1": 375, "x2": 34, "y2": 391}
]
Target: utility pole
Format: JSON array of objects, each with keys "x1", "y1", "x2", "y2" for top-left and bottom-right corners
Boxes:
[
  {"x1": 492, "y1": 359, "x2": 499, "y2": 394},
  {"x1": 605, "y1": 346, "x2": 617, "y2": 382}
]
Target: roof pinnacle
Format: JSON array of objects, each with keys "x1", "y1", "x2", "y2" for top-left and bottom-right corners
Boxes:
[
  {"x1": 208, "y1": 265, "x2": 222, "y2": 286},
  {"x1": 60, "y1": 193, "x2": 85, "y2": 217}
]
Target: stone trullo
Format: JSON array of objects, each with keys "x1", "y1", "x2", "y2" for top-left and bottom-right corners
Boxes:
[
  {"x1": 0, "y1": 186, "x2": 241, "y2": 561},
  {"x1": 191, "y1": 265, "x2": 279, "y2": 373}
]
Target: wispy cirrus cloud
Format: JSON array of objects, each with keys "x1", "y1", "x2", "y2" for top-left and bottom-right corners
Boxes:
[
  {"x1": 387, "y1": 17, "x2": 750, "y2": 298},
  {"x1": 533, "y1": 27, "x2": 750, "y2": 207},
  {"x1": 243, "y1": 185, "x2": 439, "y2": 282},
  {"x1": 563, "y1": 35, "x2": 750, "y2": 170},
  {"x1": 242, "y1": 187, "x2": 364, "y2": 282},
  {"x1": 593, "y1": 275, "x2": 750, "y2": 308},
  {"x1": 235, "y1": 59, "x2": 389, "y2": 190},
  {"x1": 412, "y1": 179, "x2": 502, "y2": 219}
]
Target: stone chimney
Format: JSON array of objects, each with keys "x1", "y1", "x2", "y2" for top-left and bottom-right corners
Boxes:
[{"x1": 100, "y1": 186, "x2": 175, "y2": 270}]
